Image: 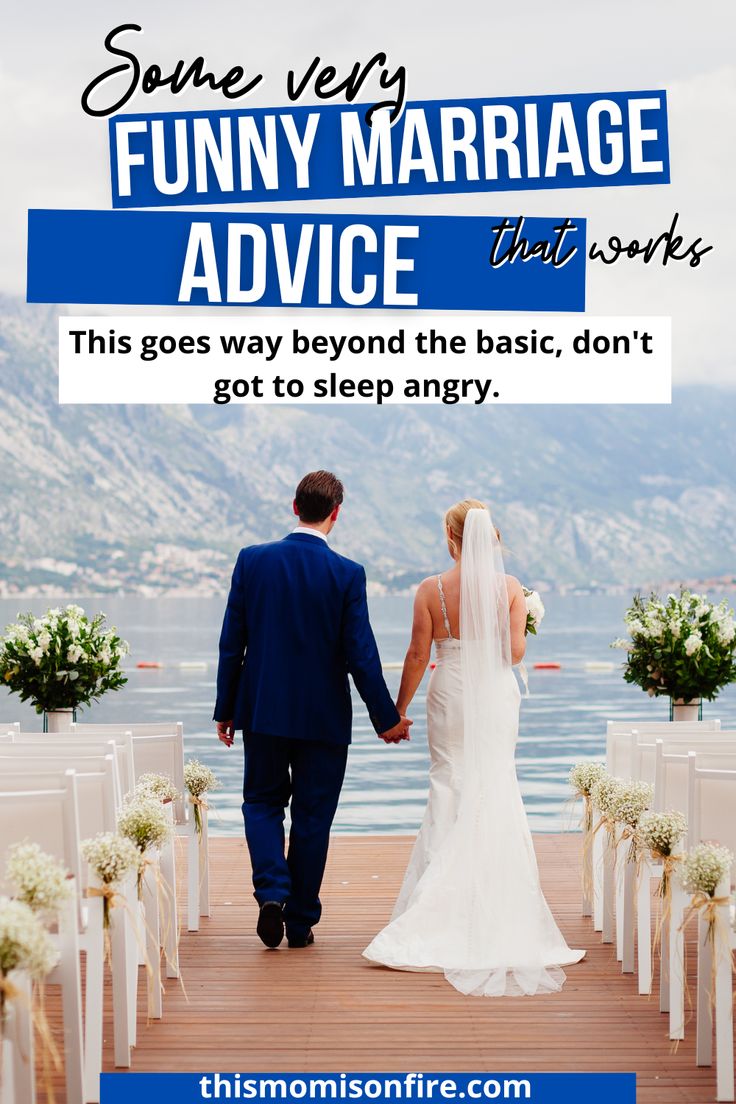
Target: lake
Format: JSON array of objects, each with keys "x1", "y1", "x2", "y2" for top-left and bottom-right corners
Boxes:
[{"x1": 2, "y1": 593, "x2": 736, "y2": 834}]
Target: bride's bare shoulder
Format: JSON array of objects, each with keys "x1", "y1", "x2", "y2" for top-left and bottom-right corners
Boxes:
[
  {"x1": 505, "y1": 574, "x2": 523, "y2": 596},
  {"x1": 415, "y1": 575, "x2": 440, "y2": 602}
]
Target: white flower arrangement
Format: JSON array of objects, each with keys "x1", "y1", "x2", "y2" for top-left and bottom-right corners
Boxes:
[
  {"x1": 117, "y1": 795, "x2": 172, "y2": 856},
  {"x1": 5, "y1": 841, "x2": 72, "y2": 918},
  {"x1": 0, "y1": 605, "x2": 129, "y2": 714},
  {"x1": 608, "y1": 780, "x2": 654, "y2": 830},
  {"x1": 638, "y1": 810, "x2": 687, "y2": 859},
  {"x1": 0, "y1": 897, "x2": 58, "y2": 1017},
  {"x1": 117, "y1": 794, "x2": 172, "y2": 898},
  {"x1": 522, "y1": 587, "x2": 545, "y2": 636},
  {"x1": 133, "y1": 773, "x2": 180, "y2": 805},
  {"x1": 638, "y1": 810, "x2": 688, "y2": 899},
  {"x1": 184, "y1": 759, "x2": 220, "y2": 837},
  {"x1": 569, "y1": 761, "x2": 608, "y2": 798},
  {"x1": 81, "y1": 832, "x2": 140, "y2": 886},
  {"x1": 81, "y1": 832, "x2": 141, "y2": 928},
  {"x1": 591, "y1": 773, "x2": 622, "y2": 821},
  {"x1": 678, "y1": 843, "x2": 733, "y2": 898},
  {"x1": 611, "y1": 589, "x2": 736, "y2": 703}
]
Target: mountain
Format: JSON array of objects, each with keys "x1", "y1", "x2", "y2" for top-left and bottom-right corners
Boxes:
[{"x1": 0, "y1": 295, "x2": 735, "y2": 595}]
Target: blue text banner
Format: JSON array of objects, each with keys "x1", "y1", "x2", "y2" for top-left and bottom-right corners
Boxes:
[
  {"x1": 27, "y1": 210, "x2": 587, "y2": 311},
  {"x1": 108, "y1": 92, "x2": 669, "y2": 208}
]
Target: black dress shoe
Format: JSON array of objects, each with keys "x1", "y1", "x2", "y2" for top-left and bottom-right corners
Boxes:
[
  {"x1": 288, "y1": 929, "x2": 315, "y2": 949},
  {"x1": 257, "y1": 901, "x2": 285, "y2": 948}
]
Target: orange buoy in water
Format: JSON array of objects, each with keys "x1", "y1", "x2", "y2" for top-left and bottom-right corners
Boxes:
[
  {"x1": 136, "y1": 661, "x2": 163, "y2": 669},
  {"x1": 533, "y1": 662, "x2": 561, "y2": 670}
]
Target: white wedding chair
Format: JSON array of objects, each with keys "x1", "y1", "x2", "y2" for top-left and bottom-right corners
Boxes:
[
  {"x1": 615, "y1": 733, "x2": 736, "y2": 989},
  {"x1": 0, "y1": 755, "x2": 138, "y2": 1096},
  {"x1": 593, "y1": 719, "x2": 721, "y2": 936},
  {"x1": 0, "y1": 779, "x2": 85, "y2": 1104},
  {"x1": 0, "y1": 723, "x2": 20, "y2": 735},
  {"x1": 72, "y1": 721, "x2": 208, "y2": 934},
  {"x1": 669, "y1": 756, "x2": 736, "y2": 1083},
  {"x1": 72, "y1": 724, "x2": 190, "y2": 962}
]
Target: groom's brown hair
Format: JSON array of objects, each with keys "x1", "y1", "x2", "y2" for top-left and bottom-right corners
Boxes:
[{"x1": 294, "y1": 470, "x2": 344, "y2": 522}]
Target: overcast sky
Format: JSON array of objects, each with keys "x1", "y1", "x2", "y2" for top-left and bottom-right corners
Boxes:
[{"x1": 2, "y1": 0, "x2": 734, "y2": 383}]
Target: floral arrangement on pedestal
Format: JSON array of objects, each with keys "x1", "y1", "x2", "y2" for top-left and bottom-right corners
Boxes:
[
  {"x1": 0, "y1": 605, "x2": 129, "y2": 727},
  {"x1": 611, "y1": 589, "x2": 736, "y2": 715}
]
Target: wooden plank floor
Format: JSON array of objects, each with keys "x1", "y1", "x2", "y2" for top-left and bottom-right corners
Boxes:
[{"x1": 44, "y1": 835, "x2": 727, "y2": 1102}]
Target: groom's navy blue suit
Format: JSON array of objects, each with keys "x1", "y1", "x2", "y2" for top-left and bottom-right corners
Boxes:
[{"x1": 214, "y1": 530, "x2": 400, "y2": 940}]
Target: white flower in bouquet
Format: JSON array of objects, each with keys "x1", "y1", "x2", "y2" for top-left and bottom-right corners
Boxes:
[
  {"x1": 184, "y1": 759, "x2": 221, "y2": 838},
  {"x1": 134, "y1": 772, "x2": 180, "y2": 804},
  {"x1": 590, "y1": 773, "x2": 622, "y2": 823},
  {"x1": 81, "y1": 832, "x2": 140, "y2": 886},
  {"x1": 522, "y1": 586, "x2": 545, "y2": 636},
  {"x1": 117, "y1": 795, "x2": 172, "y2": 856},
  {"x1": 81, "y1": 833, "x2": 141, "y2": 928},
  {"x1": 184, "y1": 759, "x2": 220, "y2": 800},
  {"x1": 638, "y1": 810, "x2": 687, "y2": 858},
  {"x1": 569, "y1": 761, "x2": 607, "y2": 798},
  {"x1": 0, "y1": 897, "x2": 58, "y2": 988},
  {"x1": 608, "y1": 780, "x2": 654, "y2": 831},
  {"x1": 0, "y1": 606, "x2": 129, "y2": 715},
  {"x1": 678, "y1": 843, "x2": 733, "y2": 898},
  {"x1": 684, "y1": 631, "x2": 702, "y2": 656},
  {"x1": 569, "y1": 761, "x2": 607, "y2": 831},
  {"x1": 5, "y1": 842, "x2": 71, "y2": 918}
]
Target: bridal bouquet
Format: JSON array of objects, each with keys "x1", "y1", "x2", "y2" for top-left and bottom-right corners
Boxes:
[
  {"x1": 611, "y1": 589, "x2": 736, "y2": 703},
  {"x1": 0, "y1": 605, "x2": 129, "y2": 714},
  {"x1": 523, "y1": 587, "x2": 545, "y2": 635}
]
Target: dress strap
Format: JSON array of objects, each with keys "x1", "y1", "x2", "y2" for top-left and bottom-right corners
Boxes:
[{"x1": 436, "y1": 575, "x2": 452, "y2": 639}]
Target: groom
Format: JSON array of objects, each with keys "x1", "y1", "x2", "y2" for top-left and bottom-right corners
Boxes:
[{"x1": 214, "y1": 470, "x2": 410, "y2": 949}]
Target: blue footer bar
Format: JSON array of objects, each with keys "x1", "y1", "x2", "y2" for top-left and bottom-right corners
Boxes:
[{"x1": 100, "y1": 1072, "x2": 636, "y2": 1104}]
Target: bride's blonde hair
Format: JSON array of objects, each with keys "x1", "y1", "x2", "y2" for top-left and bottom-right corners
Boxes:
[{"x1": 444, "y1": 499, "x2": 500, "y2": 558}]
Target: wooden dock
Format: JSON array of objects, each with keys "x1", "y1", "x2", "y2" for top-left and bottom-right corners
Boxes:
[{"x1": 46, "y1": 835, "x2": 725, "y2": 1102}]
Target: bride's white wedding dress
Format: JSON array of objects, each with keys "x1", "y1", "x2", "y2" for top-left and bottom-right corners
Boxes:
[{"x1": 363, "y1": 509, "x2": 584, "y2": 997}]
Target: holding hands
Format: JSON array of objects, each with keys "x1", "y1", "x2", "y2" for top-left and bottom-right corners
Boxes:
[{"x1": 379, "y1": 713, "x2": 412, "y2": 744}]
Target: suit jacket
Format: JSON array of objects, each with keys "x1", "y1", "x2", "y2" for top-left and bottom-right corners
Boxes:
[{"x1": 213, "y1": 532, "x2": 400, "y2": 744}]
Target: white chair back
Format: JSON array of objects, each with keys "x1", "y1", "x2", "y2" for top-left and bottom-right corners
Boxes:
[
  {"x1": 0, "y1": 722, "x2": 20, "y2": 735},
  {"x1": 13, "y1": 732, "x2": 136, "y2": 796},
  {"x1": 606, "y1": 719, "x2": 721, "y2": 776},
  {"x1": 0, "y1": 772, "x2": 82, "y2": 896},
  {"x1": 687, "y1": 755, "x2": 736, "y2": 879},
  {"x1": 0, "y1": 747, "x2": 122, "y2": 810},
  {"x1": 72, "y1": 723, "x2": 186, "y2": 823}
]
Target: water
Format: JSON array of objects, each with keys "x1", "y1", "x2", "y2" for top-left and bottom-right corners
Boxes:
[{"x1": 2, "y1": 593, "x2": 736, "y2": 834}]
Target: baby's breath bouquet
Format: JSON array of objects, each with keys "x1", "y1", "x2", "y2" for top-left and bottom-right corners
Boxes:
[
  {"x1": 0, "y1": 897, "x2": 58, "y2": 1022},
  {"x1": 5, "y1": 842, "x2": 71, "y2": 919},
  {"x1": 522, "y1": 587, "x2": 545, "y2": 635},
  {"x1": 638, "y1": 810, "x2": 687, "y2": 899},
  {"x1": 608, "y1": 780, "x2": 654, "y2": 860},
  {"x1": 611, "y1": 589, "x2": 736, "y2": 704},
  {"x1": 679, "y1": 843, "x2": 733, "y2": 899},
  {"x1": 134, "y1": 773, "x2": 180, "y2": 805},
  {"x1": 678, "y1": 842, "x2": 733, "y2": 947},
  {"x1": 0, "y1": 605, "x2": 129, "y2": 714},
  {"x1": 569, "y1": 761, "x2": 607, "y2": 831},
  {"x1": 184, "y1": 759, "x2": 220, "y2": 838},
  {"x1": 81, "y1": 832, "x2": 141, "y2": 930},
  {"x1": 117, "y1": 794, "x2": 172, "y2": 897}
]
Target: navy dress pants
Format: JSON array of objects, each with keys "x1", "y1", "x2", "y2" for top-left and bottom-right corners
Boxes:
[{"x1": 242, "y1": 732, "x2": 349, "y2": 941}]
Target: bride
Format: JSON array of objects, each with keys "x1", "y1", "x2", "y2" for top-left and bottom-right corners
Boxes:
[{"x1": 363, "y1": 499, "x2": 584, "y2": 996}]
